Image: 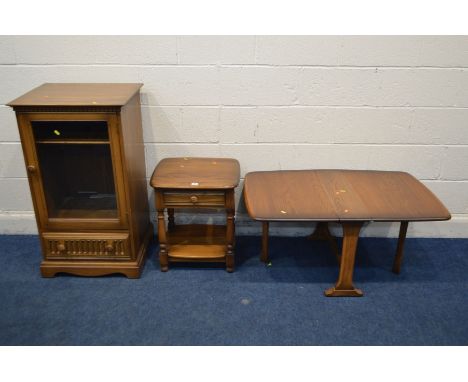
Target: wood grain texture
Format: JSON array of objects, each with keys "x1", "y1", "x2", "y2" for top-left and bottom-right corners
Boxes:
[
  {"x1": 150, "y1": 157, "x2": 240, "y2": 190},
  {"x1": 151, "y1": 157, "x2": 240, "y2": 271},
  {"x1": 244, "y1": 170, "x2": 339, "y2": 221},
  {"x1": 244, "y1": 169, "x2": 451, "y2": 297},
  {"x1": 167, "y1": 224, "x2": 226, "y2": 260},
  {"x1": 10, "y1": 84, "x2": 151, "y2": 278},
  {"x1": 8, "y1": 83, "x2": 143, "y2": 107},
  {"x1": 119, "y1": 92, "x2": 152, "y2": 261},
  {"x1": 42, "y1": 232, "x2": 131, "y2": 260},
  {"x1": 244, "y1": 170, "x2": 451, "y2": 222},
  {"x1": 40, "y1": 224, "x2": 152, "y2": 278},
  {"x1": 163, "y1": 191, "x2": 225, "y2": 207},
  {"x1": 325, "y1": 170, "x2": 451, "y2": 221}
]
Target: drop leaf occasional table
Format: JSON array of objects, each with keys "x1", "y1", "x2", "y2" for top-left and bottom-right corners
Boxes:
[
  {"x1": 243, "y1": 170, "x2": 451, "y2": 296},
  {"x1": 8, "y1": 83, "x2": 152, "y2": 278},
  {"x1": 150, "y1": 157, "x2": 240, "y2": 272}
]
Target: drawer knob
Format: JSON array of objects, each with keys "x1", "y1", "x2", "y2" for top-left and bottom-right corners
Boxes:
[
  {"x1": 190, "y1": 195, "x2": 198, "y2": 203},
  {"x1": 57, "y1": 242, "x2": 66, "y2": 252},
  {"x1": 27, "y1": 165, "x2": 37, "y2": 173}
]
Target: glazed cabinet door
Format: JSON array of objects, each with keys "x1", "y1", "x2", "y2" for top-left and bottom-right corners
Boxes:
[{"x1": 17, "y1": 112, "x2": 128, "y2": 230}]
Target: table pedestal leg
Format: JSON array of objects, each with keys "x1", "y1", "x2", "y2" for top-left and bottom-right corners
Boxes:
[
  {"x1": 392, "y1": 221, "x2": 409, "y2": 274},
  {"x1": 261, "y1": 221, "x2": 269, "y2": 263},
  {"x1": 325, "y1": 222, "x2": 363, "y2": 297},
  {"x1": 308, "y1": 222, "x2": 340, "y2": 262},
  {"x1": 308, "y1": 222, "x2": 332, "y2": 240}
]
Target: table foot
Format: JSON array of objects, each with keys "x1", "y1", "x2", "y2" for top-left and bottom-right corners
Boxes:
[
  {"x1": 159, "y1": 250, "x2": 169, "y2": 272},
  {"x1": 324, "y1": 286, "x2": 363, "y2": 297},
  {"x1": 325, "y1": 222, "x2": 363, "y2": 297},
  {"x1": 159, "y1": 248, "x2": 169, "y2": 272}
]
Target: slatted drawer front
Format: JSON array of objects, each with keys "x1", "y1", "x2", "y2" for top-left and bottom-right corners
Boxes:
[
  {"x1": 163, "y1": 191, "x2": 225, "y2": 207},
  {"x1": 42, "y1": 233, "x2": 131, "y2": 260}
]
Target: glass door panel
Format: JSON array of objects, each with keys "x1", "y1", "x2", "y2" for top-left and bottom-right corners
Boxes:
[
  {"x1": 32, "y1": 121, "x2": 118, "y2": 220},
  {"x1": 32, "y1": 120, "x2": 109, "y2": 141}
]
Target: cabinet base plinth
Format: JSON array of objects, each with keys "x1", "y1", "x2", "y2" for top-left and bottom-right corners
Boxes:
[{"x1": 40, "y1": 225, "x2": 152, "y2": 278}]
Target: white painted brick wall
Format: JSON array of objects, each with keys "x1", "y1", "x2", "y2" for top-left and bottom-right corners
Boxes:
[
  {"x1": 256, "y1": 36, "x2": 468, "y2": 67},
  {"x1": 178, "y1": 36, "x2": 256, "y2": 64},
  {"x1": 13, "y1": 36, "x2": 178, "y2": 64},
  {"x1": 1, "y1": 36, "x2": 467, "y2": 237}
]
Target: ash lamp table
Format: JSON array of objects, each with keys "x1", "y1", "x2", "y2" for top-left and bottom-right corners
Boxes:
[
  {"x1": 150, "y1": 157, "x2": 240, "y2": 272},
  {"x1": 243, "y1": 170, "x2": 451, "y2": 297}
]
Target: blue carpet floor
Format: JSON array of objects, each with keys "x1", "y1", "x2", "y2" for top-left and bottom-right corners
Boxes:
[{"x1": 0, "y1": 235, "x2": 467, "y2": 345}]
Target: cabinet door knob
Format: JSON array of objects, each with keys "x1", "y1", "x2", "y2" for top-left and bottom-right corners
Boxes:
[
  {"x1": 190, "y1": 195, "x2": 198, "y2": 203},
  {"x1": 27, "y1": 165, "x2": 36, "y2": 173}
]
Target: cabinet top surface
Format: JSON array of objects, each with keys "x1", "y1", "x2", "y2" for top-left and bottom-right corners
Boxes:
[
  {"x1": 7, "y1": 83, "x2": 143, "y2": 107},
  {"x1": 150, "y1": 158, "x2": 240, "y2": 190},
  {"x1": 244, "y1": 169, "x2": 451, "y2": 222}
]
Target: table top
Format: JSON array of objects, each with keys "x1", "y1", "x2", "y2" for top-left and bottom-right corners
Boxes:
[
  {"x1": 8, "y1": 83, "x2": 143, "y2": 107},
  {"x1": 150, "y1": 157, "x2": 240, "y2": 190},
  {"x1": 244, "y1": 170, "x2": 451, "y2": 222}
]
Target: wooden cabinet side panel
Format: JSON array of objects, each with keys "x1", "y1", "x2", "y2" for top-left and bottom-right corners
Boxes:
[{"x1": 119, "y1": 93, "x2": 151, "y2": 255}]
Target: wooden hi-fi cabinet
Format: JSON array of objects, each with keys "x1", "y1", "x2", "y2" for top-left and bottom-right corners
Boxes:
[{"x1": 8, "y1": 83, "x2": 152, "y2": 278}]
